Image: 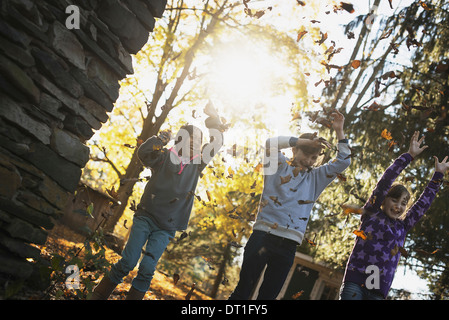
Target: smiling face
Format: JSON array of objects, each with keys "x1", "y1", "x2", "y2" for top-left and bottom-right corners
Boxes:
[
  {"x1": 382, "y1": 194, "x2": 410, "y2": 220},
  {"x1": 381, "y1": 184, "x2": 411, "y2": 220}
]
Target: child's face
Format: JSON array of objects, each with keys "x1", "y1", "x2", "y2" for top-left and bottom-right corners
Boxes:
[
  {"x1": 382, "y1": 194, "x2": 409, "y2": 220},
  {"x1": 291, "y1": 147, "x2": 320, "y2": 170}
]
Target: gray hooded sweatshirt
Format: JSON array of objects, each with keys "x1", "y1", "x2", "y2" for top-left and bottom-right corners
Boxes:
[
  {"x1": 135, "y1": 130, "x2": 223, "y2": 231},
  {"x1": 253, "y1": 136, "x2": 351, "y2": 244}
]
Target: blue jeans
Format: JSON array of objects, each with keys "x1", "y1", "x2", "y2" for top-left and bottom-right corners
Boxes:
[
  {"x1": 108, "y1": 216, "x2": 175, "y2": 293},
  {"x1": 339, "y1": 281, "x2": 384, "y2": 300},
  {"x1": 229, "y1": 230, "x2": 297, "y2": 300}
]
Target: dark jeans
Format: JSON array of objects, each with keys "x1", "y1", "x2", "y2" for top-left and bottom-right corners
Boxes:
[
  {"x1": 229, "y1": 230, "x2": 297, "y2": 300},
  {"x1": 339, "y1": 281, "x2": 384, "y2": 300}
]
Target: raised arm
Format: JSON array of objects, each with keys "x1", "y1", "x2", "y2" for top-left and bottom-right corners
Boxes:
[
  {"x1": 201, "y1": 101, "x2": 225, "y2": 168},
  {"x1": 137, "y1": 130, "x2": 171, "y2": 168},
  {"x1": 311, "y1": 109, "x2": 351, "y2": 196},
  {"x1": 364, "y1": 131, "x2": 428, "y2": 212},
  {"x1": 403, "y1": 156, "x2": 448, "y2": 231}
]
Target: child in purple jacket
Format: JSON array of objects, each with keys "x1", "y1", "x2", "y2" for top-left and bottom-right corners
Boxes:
[{"x1": 340, "y1": 131, "x2": 449, "y2": 300}]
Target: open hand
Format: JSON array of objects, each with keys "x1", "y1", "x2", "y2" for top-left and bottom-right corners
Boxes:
[
  {"x1": 434, "y1": 156, "x2": 449, "y2": 174},
  {"x1": 407, "y1": 131, "x2": 428, "y2": 158},
  {"x1": 331, "y1": 109, "x2": 345, "y2": 132}
]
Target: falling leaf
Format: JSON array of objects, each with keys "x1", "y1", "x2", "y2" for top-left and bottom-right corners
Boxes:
[
  {"x1": 170, "y1": 198, "x2": 179, "y2": 204},
  {"x1": 390, "y1": 41, "x2": 400, "y2": 54},
  {"x1": 177, "y1": 231, "x2": 189, "y2": 243},
  {"x1": 292, "y1": 166, "x2": 303, "y2": 177},
  {"x1": 305, "y1": 237, "x2": 316, "y2": 246},
  {"x1": 315, "y1": 31, "x2": 328, "y2": 45},
  {"x1": 353, "y1": 230, "x2": 367, "y2": 240},
  {"x1": 297, "y1": 30, "x2": 308, "y2": 42},
  {"x1": 341, "y1": 204, "x2": 364, "y2": 215},
  {"x1": 280, "y1": 175, "x2": 292, "y2": 185},
  {"x1": 391, "y1": 244, "x2": 399, "y2": 256},
  {"x1": 336, "y1": 173, "x2": 347, "y2": 182},
  {"x1": 129, "y1": 200, "x2": 137, "y2": 211},
  {"x1": 419, "y1": 1, "x2": 432, "y2": 11},
  {"x1": 86, "y1": 203, "x2": 94, "y2": 218},
  {"x1": 315, "y1": 116, "x2": 333, "y2": 128},
  {"x1": 388, "y1": 140, "x2": 397, "y2": 152},
  {"x1": 206, "y1": 190, "x2": 212, "y2": 202},
  {"x1": 381, "y1": 70, "x2": 397, "y2": 80},
  {"x1": 229, "y1": 241, "x2": 243, "y2": 248},
  {"x1": 298, "y1": 200, "x2": 314, "y2": 205},
  {"x1": 271, "y1": 222, "x2": 279, "y2": 229},
  {"x1": 173, "y1": 273, "x2": 180, "y2": 285},
  {"x1": 107, "y1": 186, "x2": 119, "y2": 199},
  {"x1": 381, "y1": 129, "x2": 393, "y2": 140},
  {"x1": 254, "y1": 10, "x2": 265, "y2": 19},
  {"x1": 123, "y1": 143, "x2": 136, "y2": 149},
  {"x1": 321, "y1": 61, "x2": 343, "y2": 73},
  {"x1": 249, "y1": 181, "x2": 257, "y2": 190},
  {"x1": 406, "y1": 37, "x2": 422, "y2": 50},
  {"x1": 340, "y1": 2, "x2": 355, "y2": 13},
  {"x1": 364, "y1": 101, "x2": 381, "y2": 111},
  {"x1": 292, "y1": 290, "x2": 304, "y2": 299},
  {"x1": 379, "y1": 28, "x2": 393, "y2": 40},
  {"x1": 351, "y1": 60, "x2": 361, "y2": 69},
  {"x1": 123, "y1": 219, "x2": 128, "y2": 230},
  {"x1": 269, "y1": 196, "x2": 282, "y2": 206}
]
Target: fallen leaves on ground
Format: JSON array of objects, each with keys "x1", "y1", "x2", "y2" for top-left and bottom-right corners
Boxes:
[{"x1": 31, "y1": 224, "x2": 213, "y2": 300}]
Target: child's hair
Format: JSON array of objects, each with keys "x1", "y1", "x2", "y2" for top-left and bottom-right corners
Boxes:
[
  {"x1": 386, "y1": 184, "x2": 411, "y2": 203},
  {"x1": 176, "y1": 124, "x2": 203, "y2": 144},
  {"x1": 294, "y1": 133, "x2": 322, "y2": 155}
]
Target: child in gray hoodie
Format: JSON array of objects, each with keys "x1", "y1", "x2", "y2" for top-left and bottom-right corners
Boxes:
[
  {"x1": 229, "y1": 109, "x2": 351, "y2": 300},
  {"x1": 90, "y1": 103, "x2": 224, "y2": 300}
]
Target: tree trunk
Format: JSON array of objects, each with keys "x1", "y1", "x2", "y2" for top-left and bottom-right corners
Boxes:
[
  {"x1": 210, "y1": 243, "x2": 231, "y2": 299},
  {"x1": 103, "y1": 8, "x2": 223, "y2": 234}
]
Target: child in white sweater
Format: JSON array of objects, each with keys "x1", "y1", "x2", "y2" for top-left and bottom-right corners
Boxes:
[{"x1": 229, "y1": 110, "x2": 351, "y2": 300}]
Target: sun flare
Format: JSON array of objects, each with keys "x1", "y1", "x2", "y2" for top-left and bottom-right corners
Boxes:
[{"x1": 206, "y1": 40, "x2": 290, "y2": 108}]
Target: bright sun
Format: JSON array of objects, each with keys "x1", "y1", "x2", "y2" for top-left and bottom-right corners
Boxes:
[
  {"x1": 206, "y1": 40, "x2": 289, "y2": 109},
  {"x1": 203, "y1": 39, "x2": 303, "y2": 138},
  {"x1": 211, "y1": 48, "x2": 267, "y2": 100}
]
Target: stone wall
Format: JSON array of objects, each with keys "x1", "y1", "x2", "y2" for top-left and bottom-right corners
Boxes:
[{"x1": 0, "y1": 0, "x2": 167, "y2": 285}]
